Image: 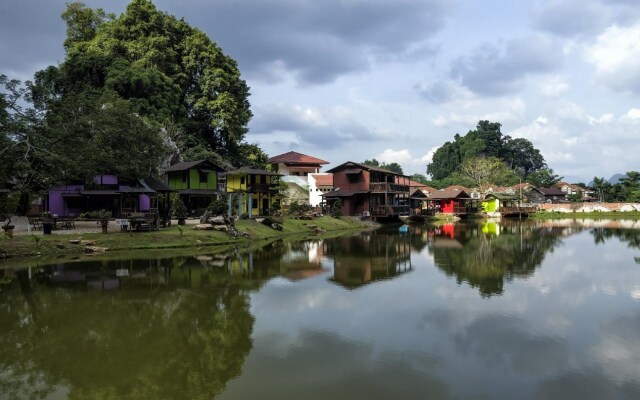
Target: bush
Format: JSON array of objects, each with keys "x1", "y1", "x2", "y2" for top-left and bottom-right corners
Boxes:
[
  {"x1": 289, "y1": 201, "x2": 312, "y2": 215},
  {"x1": 330, "y1": 199, "x2": 343, "y2": 218},
  {"x1": 207, "y1": 196, "x2": 227, "y2": 216}
]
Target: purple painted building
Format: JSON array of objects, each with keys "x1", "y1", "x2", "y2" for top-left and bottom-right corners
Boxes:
[{"x1": 45, "y1": 175, "x2": 171, "y2": 217}]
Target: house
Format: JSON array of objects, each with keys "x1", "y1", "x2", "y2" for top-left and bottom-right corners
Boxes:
[
  {"x1": 556, "y1": 182, "x2": 596, "y2": 201},
  {"x1": 322, "y1": 161, "x2": 410, "y2": 218},
  {"x1": 45, "y1": 175, "x2": 172, "y2": 218},
  {"x1": 481, "y1": 193, "x2": 525, "y2": 216},
  {"x1": 426, "y1": 189, "x2": 471, "y2": 215},
  {"x1": 225, "y1": 167, "x2": 281, "y2": 216},
  {"x1": 409, "y1": 180, "x2": 437, "y2": 196},
  {"x1": 269, "y1": 151, "x2": 330, "y2": 208},
  {"x1": 528, "y1": 187, "x2": 567, "y2": 204},
  {"x1": 309, "y1": 174, "x2": 334, "y2": 207},
  {"x1": 165, "y1": 159, "x2": 226, "y2": 215}
]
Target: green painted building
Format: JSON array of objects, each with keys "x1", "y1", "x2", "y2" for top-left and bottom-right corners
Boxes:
[
  {"x1": 165, "y1": 159, "x2": 225, "y2": 216},
  {"x1": 481, "y1": 193, "x2": 519, "y2": 214}
]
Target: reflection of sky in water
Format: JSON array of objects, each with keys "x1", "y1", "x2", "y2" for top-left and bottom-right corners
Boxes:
[{"x1": 221, "y1": 229, "x2": 640, "y2": 400}]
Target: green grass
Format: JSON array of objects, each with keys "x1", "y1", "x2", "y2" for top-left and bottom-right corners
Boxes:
[{"x1": 0, "y1": 216, "x2": 367, "y2": 262}]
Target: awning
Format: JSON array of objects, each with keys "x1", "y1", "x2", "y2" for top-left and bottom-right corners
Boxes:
[{"x1": 79, "y1": 190, "x2": 119, "y2": 195}]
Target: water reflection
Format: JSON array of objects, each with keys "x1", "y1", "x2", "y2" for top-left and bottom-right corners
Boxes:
[
  {"x1": 0, "y1": 263, "x2": 255, "y2": 400},
  {"x1": 2, "y1": 220, "x2": 640, "y2": 399},
  {"x1": 420, "y1": 221, "x2": 564, "y2": 297},
  {"x1": 326, "y1": 230, "x2": 413, "y2": 289}
]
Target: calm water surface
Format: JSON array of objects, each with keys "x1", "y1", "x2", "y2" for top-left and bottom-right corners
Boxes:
[{"x1": 1, "y1": 219, "x2": 640, "y2": 399}]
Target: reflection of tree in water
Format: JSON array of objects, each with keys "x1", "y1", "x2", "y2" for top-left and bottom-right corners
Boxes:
[
  {"x1": 591, "y1": 228, "x2": 640, "y2": 264},
  {"x1": 429, "y1": 222, "x2": 564, "y2": 297},
  {"x1": 326, "y1": 230, "x2": 413, "y2": 289},
  {"x1": 0, "y1": 262, "x2": 255, "y2": 400}
]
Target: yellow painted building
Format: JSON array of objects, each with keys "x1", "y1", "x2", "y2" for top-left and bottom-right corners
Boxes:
[{"x1": 225, "y1": 167, "x2": 281, "y2": 216}]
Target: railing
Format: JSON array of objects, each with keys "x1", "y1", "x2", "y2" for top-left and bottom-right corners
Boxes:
[
  {"x1": 371, "y1": 205, "x2": 411, "y2": 216},
  {"x1": 370, "y1": 183, "x2": 410, "y2": 193},
  {"x1": 452, "y1": 206, "x2": 467, "y2": 214},
  {"x1": 247, "y1": 183, "x2": 278, "y2": 193}
]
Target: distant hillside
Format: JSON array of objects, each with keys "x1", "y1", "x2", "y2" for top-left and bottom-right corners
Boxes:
[{"x1": 609, "y1": 173, "x2": 627, "y2": 184}]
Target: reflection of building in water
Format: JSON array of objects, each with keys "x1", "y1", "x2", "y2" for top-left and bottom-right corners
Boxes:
[{"x1": 327, "y1": 231, "x2": 413, "y2": 289}]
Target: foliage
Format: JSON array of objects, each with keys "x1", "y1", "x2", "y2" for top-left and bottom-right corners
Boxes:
[
  {"x1": 458, "y1": 157, "x2": 518, "y2": 194},
  {"x1": 170, "y1": 193, "x2": 187, "y2": 218},
  {"x1": 592, "y1": 171, "x2": 640, "y2": 202},
  {"x1": 426, "y1": 120, "x2": 546, "y2": 181},
  {"x1": 363, "y1": 159, "x2": 404, "y2": 174},
  {"x1": 289, "y1": 201, "x2": 313, "y2": 215},
  {"x1": 207, "y1": 196, "x2": 228, "y2": 216},
  {"x1": 410, "y1": 173, "x2": 429, "y2": 184},
  {"x1": 331, "y1": 198, "x2": 343, "y2": 218},
  {"x1": 526, "y1": 167, "x2": 563, "y2": 187}
]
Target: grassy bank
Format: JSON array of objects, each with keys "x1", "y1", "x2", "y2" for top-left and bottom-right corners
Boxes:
[{"x1": 0, "y1": 216, "x2": 368, "y2": 262}]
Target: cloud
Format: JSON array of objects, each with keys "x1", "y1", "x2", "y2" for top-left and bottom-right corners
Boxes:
[
  {"x1": 175, "y1": 0, "x2": 453, "y2": 85},
  {"x1": 532, "y1": 0, "x2": 609, "y2": 38},
  {"x1": 417, "y1": 79, "x2": 474, "y2": 103},
  {"x1": 451, "y1": 35, "x2": 563, "y2": 96},
  {"x1": 508, "y1": 105, "x2": 640, "y2": 178},
  {"x1": 540, "y1": 75, "x2": 570, "y2": 97},
  {"x1": 374, "y1": 148, "x2": 438, "y2": 174},
  {"x1": 431, "y1": 97, "x2": 527, "y2": 128},
  {"x1": 0, "y1": 0, "x2": 68, "y2": 80},
  {"x1": 585, "y1": 23, "x2": 640, "y2": 94},
  {"x1": 249, "y1": 103, "x2": 380, "y2": 150}
]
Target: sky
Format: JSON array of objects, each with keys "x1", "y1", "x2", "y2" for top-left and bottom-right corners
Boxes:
[{"x1": 1, "y1": 0, "x2": 639, "y2": 182}]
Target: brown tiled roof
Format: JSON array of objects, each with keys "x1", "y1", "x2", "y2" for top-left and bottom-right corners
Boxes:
[
  {"x1": 444, "y1": 185, "x2": 470, "y2": 192},
  {"x1": 268, "y1": 151, "x2": 329, "y2": 165},
  {"x1": 429, "y1": 189, "x2": 469, "y2": 199},
  {"x1": 408, "y1": 180, "x2": 436, "y2": 192},
  {"x1": 311, "y1": 174, "x2": 333, "y2": 186},
  {"x1": 326, "y1": 161, "x2": 408, "y2": 176},
  {"x1": 535, "y1": 187, "x2": 566, "y2": 196}
]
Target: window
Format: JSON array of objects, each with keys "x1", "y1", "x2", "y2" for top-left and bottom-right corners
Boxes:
[
  {"x1": 240, "y1": 176, "x2": 245, "y2": 185},
  {"x1": 182, "y1": 171, "x2": 188, "y2": 183},
  {"x1": 199, "y1": 171, "x2": 208, "y2": 183}
]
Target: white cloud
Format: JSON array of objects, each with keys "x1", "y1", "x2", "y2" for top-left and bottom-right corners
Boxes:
[
  {"x1": 585, "y1": 23, "x2": 640, "y2": 93},
  {"x1": 540, "y1": 75, "x2": 570, "y2": 97},
  {"x1": 375, "y1": 147, "x2": 438, "y2": 175}
]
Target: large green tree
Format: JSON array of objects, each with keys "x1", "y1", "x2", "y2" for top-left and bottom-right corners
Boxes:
[
  {"x1": 426, "y1": 120, "x2": 547, "y2": 182},
  {"x1": 35, "y1": 0, "x2": 253, "y2": 167}
]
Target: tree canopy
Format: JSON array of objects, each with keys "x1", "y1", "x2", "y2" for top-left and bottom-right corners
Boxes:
[
  {"x1": 363, "y1": 159, "x2": 404, "y2": 174},
  {"x1": 31, "y1": 0, "x2": 253, "y2": 170},
  {"x1": 427, "y1": 121, "x2": 546, "y2": 182}
]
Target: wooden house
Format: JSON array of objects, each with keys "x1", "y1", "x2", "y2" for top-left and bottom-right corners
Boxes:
[
  {"x1": 225, "y1": 167, "x2": 281, "y2": 217},
  {"x1": 481, "y1": 193, "x2": 536, "y2": 217},
  {"x1": 45, "y1": 175, "x2": 172, "y2": 218},
  {"x1": 322, "y1": 161, "x2": 410, "y2": 219},
  {"x1": 426, "y1": 189, "x2": 471, "y2": 216},
  {"x1": 528, "y1": 187, "x2": 567, "y2": 204},
  {"x1": 165, "y1": 159, "x2": 226, "y2": 215}
]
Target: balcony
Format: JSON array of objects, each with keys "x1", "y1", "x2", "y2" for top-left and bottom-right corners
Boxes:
[
  {"x1": 247, "y1": 183, "x2": 278, "y2": 193},
  {"x1": 370, "y1": 183, "x2": 410, "y2": 193}
]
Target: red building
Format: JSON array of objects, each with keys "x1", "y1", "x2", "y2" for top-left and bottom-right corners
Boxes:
[
  {"x1": 427, "y1": 189, "x2": 470, "y2": 215},
  {"x1": 322, "y1": 162, "x2": 410, "y2": 219}
]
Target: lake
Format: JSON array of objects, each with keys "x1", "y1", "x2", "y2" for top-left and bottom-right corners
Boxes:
[{"x1": 1, "y1": 219, "x2": 640, "y2": 399}]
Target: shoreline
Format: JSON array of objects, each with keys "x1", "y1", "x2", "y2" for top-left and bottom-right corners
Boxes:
[{"x1": 0, "y1": 216, "x2": 375, "y2": 265}]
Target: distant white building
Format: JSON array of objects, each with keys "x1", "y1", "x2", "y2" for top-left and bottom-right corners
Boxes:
[{"x1": 269, "y1": 151, "x2": 330, "y2": 207}]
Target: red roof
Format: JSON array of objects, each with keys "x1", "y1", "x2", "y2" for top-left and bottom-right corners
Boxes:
[
  {"x1": 408, "y1": 180, "x2": 436, "y2": 192},
  {"x1": 311, "y1": 174, "x2": 333, "y2": 186},
  {"x1": 268, "y1": 151, "x2": 329, "y2": 165}
]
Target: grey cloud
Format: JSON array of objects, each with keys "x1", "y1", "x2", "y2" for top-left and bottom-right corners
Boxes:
[
  {"x1": 250, "y1": 104, "x2": 379, "y2": 149},
  {"x1": 532, "y1": 0, "x2": 609, "y2": 38},
  {"x1": 451, "y1": 35, "x2": 563, "y2": 96},
  {"x1": 535, "y1": 370, "x2": 640, "y2": 400},
  {"x1": 156, "y1": 0, "x2": 452, "y2": 85},
  {"x1": 418, "y1": 80, "x2": 460, "y2": 103},
  {"x1": 0, "y1": 0, "x2": 68, "y2": 80}
]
